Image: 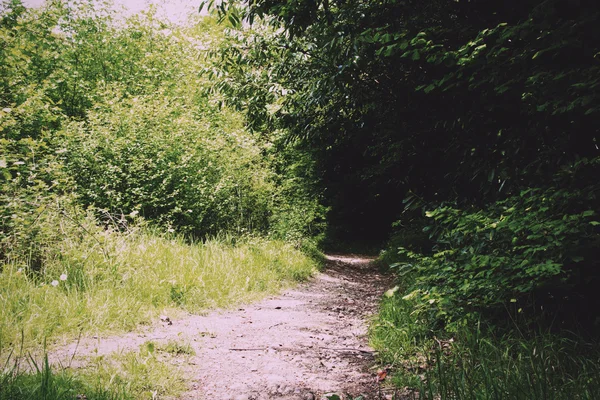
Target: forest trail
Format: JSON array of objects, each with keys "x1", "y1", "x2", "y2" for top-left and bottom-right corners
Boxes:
[{"x1": 50, "y1": 255, "x2": 394, "y2": 400}]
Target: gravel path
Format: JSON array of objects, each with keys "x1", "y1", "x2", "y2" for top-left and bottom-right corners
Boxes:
[{"x1": 51, "y1": 255, "x2": 394, "y2": 400}]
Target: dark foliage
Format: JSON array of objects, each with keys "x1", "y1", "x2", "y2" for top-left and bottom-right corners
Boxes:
[{"x1": 207, "y1": 0, "x2": 600, "y2": 332}]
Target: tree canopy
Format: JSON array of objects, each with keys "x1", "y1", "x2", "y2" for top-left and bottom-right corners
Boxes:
[{"x1": 204, "y1": 0, "x2": 600, "y2": 329}]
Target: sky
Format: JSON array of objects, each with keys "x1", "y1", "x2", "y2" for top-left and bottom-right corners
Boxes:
[{"x1": 21, "y1": 0, "x2": 204, "y2": 24}]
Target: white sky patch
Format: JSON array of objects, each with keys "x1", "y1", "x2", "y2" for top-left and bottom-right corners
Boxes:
[{"x1": 21, "y1": 0, "x2": 206, "y2": 24}]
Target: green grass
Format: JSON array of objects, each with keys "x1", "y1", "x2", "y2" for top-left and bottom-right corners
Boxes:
[
  {"x1": 0, "y1": 221, "x2": 318, "y2": 398},
  {"x1": 370, "y1": 296, "x2": 600, "y2": 400},
  {"x1": 0, "y1": 342, "x2": 185, "y2": 400},
  {"x1": 0, "y1": 222, "x2": 319, "y2": 351},
  {"x1": 154, "y1": 340, "x2": 195, "y2": 356}
]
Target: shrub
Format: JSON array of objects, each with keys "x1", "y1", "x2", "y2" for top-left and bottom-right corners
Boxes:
[
  {"x1": 58, "y1": 90, "x2": 275, "y2": 238},
  {"x1": 389, "y1": 165, "x2": 600, "y2": 331}
]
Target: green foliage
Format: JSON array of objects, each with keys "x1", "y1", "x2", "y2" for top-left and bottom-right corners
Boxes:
[
  {"x1": 266, "y1": 139, "x2": 328, "y2": 247},
  {"x1": 0, "y1": 0, "x2": 326, "y2": 274},
  {"x1": 391, "y1": 178, "x2": 600, "y2": 329},
  {"x1": 154, "y1": 340, "x2": 195, "y2": 356},
  {"x1": 0, "y1": 354, "x2": 118, "y2": 400},
  {"x1": 423, "y1": 331, "x2": 600, "y2": 400},
  {"x1": 59, "y1": 90, "x2": 274, "y2": 237},
  {"x1": 204, "y1": 0, "x2": 600, "y2": 242},
  {"x1": 85, "y1": 345, "x2": 186, "y2": 399},
  {"x1": 0, "y1": 135, "x2": 74, "y2": 269},
  {"x1": 200, "y1": 0, "x2": 600, "y2": 397},
  {"x1": 0, "y1": 1, "x2": 323, "y2": 353},
  {"x1": 374, "y1": 160, "x2": 599, "y2": 398}
]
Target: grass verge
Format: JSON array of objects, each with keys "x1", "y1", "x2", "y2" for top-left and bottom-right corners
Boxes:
[
  {"x1": 370, "y1": 296, "x2": 600, "y2": 400},
  {"x1": 1, "y1": 221, "x2": 318, "y2": 398},
  {"x1": 0, "y1": 341, "x2": 185, "y2": 400},
  {"x1": 0, "y1": 222, "x2": 319, "y2": 350}
]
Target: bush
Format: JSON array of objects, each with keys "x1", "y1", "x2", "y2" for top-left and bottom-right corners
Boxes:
[
  {"x1": 58, "y1": 89, "x2": 276, "y2": 237},
  {"x1": 387, "y1": 160, "x2": 600, "y2": 331},
  {"x1": 0, "y1": 132, "x2": 77, "y2": 270}
]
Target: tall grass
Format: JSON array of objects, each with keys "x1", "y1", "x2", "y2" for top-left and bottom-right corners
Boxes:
[
  {"x1": 370, "y1": 296, "x2": 600, "y2": 400},
  {"x1": 0, "y1": 219, "x2": 318, "y2": 350},
  {"x1": 421, "y1": 328, "x2": 600, "y2": 400},
  {"x1": 0, "y1": 341, "x2": 185, "y2": 400}
]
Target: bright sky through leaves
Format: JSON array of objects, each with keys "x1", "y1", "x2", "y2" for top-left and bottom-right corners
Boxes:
[{"x1": 21, "y1": 0, "x2": 203, "y2": 23}]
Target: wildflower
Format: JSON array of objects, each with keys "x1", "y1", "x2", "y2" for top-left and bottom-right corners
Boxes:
[
  {"x1": 50, "y1": 26, "x2": 63, "y2": 37},
  {"x1": 51, "y1": 280, "x2": 59, "y2": 287},
  {"x1": 60, "y1": 273, "x2": 68, "y2": 281}
]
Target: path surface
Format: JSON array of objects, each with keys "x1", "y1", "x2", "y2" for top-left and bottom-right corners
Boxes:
[{"x1": 52, "y1": 255, "x2": 394, "y2": 399}]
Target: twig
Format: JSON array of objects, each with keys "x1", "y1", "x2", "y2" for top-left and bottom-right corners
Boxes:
[
  {"x1": 268, "y1": 322, "x2": 284, "y2": 329},
  {"x1": 57, "y1": 207, "x2": 110, "y2": 260},
  {"x1": 229, "y1": 348, "x2": 266, "y2": 351},
  {"x1": 68, "y1": 330, "x2": 83, "y2": 368},
  {"x1": 319, "y1": 347, "x2": 375, "y2": 354},
  {"x1": 229, "y1": 346, "x2": 376, "y2": 354}
]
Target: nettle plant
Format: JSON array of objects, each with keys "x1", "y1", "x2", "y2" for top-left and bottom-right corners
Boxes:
[{"x1": 394, "y1": 168, "x2": 600, "y2": 330}]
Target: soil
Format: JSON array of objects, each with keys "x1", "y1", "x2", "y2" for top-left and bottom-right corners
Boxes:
[{"x1": 50, "y1": 255, "x2": 396, "y2": 400}]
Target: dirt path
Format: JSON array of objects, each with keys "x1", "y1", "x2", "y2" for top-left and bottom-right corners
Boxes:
[{"x1": 52, "y1": 255, "x2": 394, "y2": 400}]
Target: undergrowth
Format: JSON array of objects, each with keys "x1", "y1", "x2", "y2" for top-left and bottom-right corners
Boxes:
[
  {"x1": 372, "y1": 171, "x2": 600, "y2": 399},
  {"x1": 371, "y1": 295, "x2": 600, "y2": 400}
]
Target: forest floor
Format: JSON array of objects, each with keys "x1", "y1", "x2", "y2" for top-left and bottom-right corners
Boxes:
[{"x1": 49, "y1": 255, "x2": 395, "y2": 400}]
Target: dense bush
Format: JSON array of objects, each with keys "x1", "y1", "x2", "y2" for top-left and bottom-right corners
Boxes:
[
  {"x1": 0, "y1": 1, "x2": 326, "y2": 269},
  {"x1": 391, "y1": 176, "x2": 600, "y2": 331},
  {"x1": 59, "y1": 91, "x2": 275, "y2": 236},
  {"x1": 0, "y1": 132, "x2": 75, "y2": 269}
]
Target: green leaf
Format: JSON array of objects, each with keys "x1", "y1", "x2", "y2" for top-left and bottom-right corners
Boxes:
[{"x1": 424, "y1": 84, "x2": 436, "y2": 94}]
